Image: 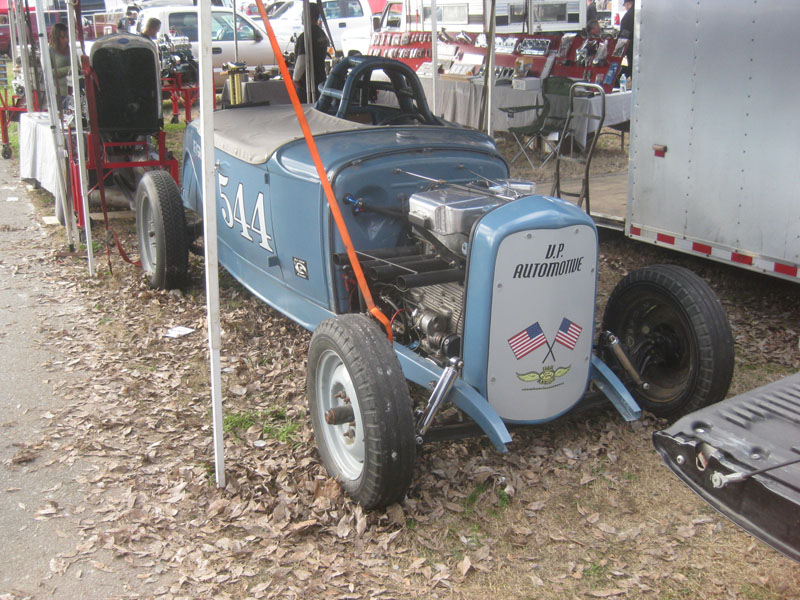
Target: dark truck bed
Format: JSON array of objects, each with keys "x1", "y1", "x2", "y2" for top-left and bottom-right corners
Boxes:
[{"x1": 653, "y1": 372, "x2": 800, "y2": 563}]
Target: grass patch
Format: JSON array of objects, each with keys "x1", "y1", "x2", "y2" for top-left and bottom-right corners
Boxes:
[
  {"x1": 465, "y1": 483, "x2": 486, "y2": 513},
  {"x1": 263, "y1": 407, "x2": 301, "y2": 443},
  {"x1": 223, "y1": 410, "x2": 258, "y2": 434},
  {"x1": 222, "y1": 407, "x2": 300, "y2": 443}
]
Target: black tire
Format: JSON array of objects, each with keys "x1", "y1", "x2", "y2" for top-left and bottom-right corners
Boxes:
[
  {"x1": 135, "y1": 170, "x2": 188, "y2": 289},
  {"x1": 308, "y1": 314, "x2": 416, "y2": 509},
  {"x1": 602, "y1": 264, "x2": 734, "y2": 418}
]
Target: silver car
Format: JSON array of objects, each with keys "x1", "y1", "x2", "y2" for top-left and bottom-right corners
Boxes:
[{"x1": 137, "y1": 6, "x2": 277, "y2": 88}]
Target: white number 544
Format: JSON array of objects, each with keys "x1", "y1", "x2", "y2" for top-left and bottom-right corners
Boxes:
[{"x1": 218, "y1": 174, "x2": 274, "y2": 253}]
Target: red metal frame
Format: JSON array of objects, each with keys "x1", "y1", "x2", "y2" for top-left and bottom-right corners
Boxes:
[
  {"x1": 66, "y1": 128, "x2": 179, "y2": 229},
  {"x1": 0, "y1": 88, "x2": 39, "y2": 157},
  {"x1": 161, "y1": 73, "x2": 200, "y2": 124}
]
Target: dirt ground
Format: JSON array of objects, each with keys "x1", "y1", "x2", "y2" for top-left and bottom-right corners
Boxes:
[{"x1": 2, "y1": 123, "x2": 799, "y2": 599}]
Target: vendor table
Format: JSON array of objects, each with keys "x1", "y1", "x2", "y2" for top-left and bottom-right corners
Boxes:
[
  {"x1": 19, "y1": 112, "x2": 63, "y2": 204},
  {"x1": 418, "y1": 76, "x2": 541, "y2": 131},
  {"x1": 548, "y1": 90, "x2": 632, "y2": 148},
  {"x1": 418, "y1": 75, "x2": 631, "y2": 143},
  {"x1": 220, "y1": 79, "x2": 293, "y2": 106}
]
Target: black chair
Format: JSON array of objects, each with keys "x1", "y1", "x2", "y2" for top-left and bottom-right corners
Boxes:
[{"x1": 499, "y1": 76, "x2": 574, "y2": 170}]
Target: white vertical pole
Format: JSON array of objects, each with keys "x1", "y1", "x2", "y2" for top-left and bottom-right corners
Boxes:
[
  {"x1": 232, "y1": 0, "x2": 239, "y2": 62},
  {"x1": 302, "y1": 0, "x2": 313, "y2": 104},
  {"x1": 485, "y1": 0, "x2": 496, "y2": 136},
  {"x1": 10, "y1": 0, "x2": 35, "y2": 112},
  {"x1": 430, "y1": 0, "x2": 437, "y2": 115},
  {"x1": 66, "y1": 1, "x2": 95, "y2": 276},
  {"x1": 198, "y1": 0, "x2": 226, "y2": 489},
  {"x1": 34, "y1": 0, "x2": 77, "y2": 249}
]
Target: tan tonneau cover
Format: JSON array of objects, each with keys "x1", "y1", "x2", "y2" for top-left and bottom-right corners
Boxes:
[{"x1": 212, "y1": 105, "x2": 371, "y2": 165}]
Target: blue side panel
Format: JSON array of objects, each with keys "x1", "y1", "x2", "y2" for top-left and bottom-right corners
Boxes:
[
  {"x1": 181, "y1": 123, "x2": 203, "y2": 214},
  {"x1": 461, "y1": 195, "x2": 598, "y2": 405},
  {"x1": 217, "y1": 237, "x2": 335, "y2": 331}
]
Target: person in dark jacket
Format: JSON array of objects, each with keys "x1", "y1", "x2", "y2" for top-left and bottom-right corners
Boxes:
[
  {"x1": 619, "y1": 0, "x2": 634, "y2": 77},
  {"x1": 292, "y1": 3, "x2": 329, "y2": 102},
  {"x1": 586, "y1": 0, "x2": 598, "y2": 23}
]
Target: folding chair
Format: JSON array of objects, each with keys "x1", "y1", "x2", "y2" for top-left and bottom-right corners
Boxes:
[
  {"x1": 551, "y1": 82, "x2": 606, "y2": 214},
  {"x1": 498, "y1": 76, "x2": 574, "y2": 171}
]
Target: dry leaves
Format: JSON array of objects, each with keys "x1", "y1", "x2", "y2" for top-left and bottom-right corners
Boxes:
[{"x1": 10, "y1": 194, "x2": 798, "y2": 600}]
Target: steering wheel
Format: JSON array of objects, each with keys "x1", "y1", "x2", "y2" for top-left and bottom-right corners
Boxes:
[{"x1": 377, "y1": 112, "x2": 427, "y2": 126}]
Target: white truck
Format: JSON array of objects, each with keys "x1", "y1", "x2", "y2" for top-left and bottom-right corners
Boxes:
[{"x1": 625, "y1": 0, "x2": 800, "y2": 282}]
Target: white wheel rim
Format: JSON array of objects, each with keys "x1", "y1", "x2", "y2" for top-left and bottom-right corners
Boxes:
[
  {"x1": 140, "y1": 195, "x2": 158, "y2": 271},
  {"x1": 316, "y1": 349, "x2": 364, "y2": 481}
]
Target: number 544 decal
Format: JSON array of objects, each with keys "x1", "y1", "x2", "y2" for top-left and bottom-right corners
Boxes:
[{"x1": 218, "y1": 174, "x2": 275, "y2": 253}]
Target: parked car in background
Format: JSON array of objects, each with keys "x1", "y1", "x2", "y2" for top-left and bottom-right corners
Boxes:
[
  {"x1": 258, "y1": 0, "x2": 372, "y2": 60},
  {"x1": 136, "y1": 5, "x2": 276, "y2": 88}
]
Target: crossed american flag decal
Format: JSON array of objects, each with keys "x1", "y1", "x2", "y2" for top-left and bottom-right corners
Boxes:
[{"x1": 507, "y1": 318, "x2": 583, "y2": 361}]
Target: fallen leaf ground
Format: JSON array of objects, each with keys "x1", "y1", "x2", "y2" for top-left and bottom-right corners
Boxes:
[{"x1": 6, "y1": 126, "x2": 800, "y2": 599}]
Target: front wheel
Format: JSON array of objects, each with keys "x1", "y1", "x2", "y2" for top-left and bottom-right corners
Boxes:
[
  {"x1": 135, "y1": 170, "x2": 188, "y2": 289},
  {"x1": 308, "y1": 314, "x2": 416, "y2": 509},
  {"x1": 602, "y1": 264, "x2": 734, "y2": 418}
]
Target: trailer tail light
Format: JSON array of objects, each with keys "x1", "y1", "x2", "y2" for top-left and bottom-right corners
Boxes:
[
  {"x1": 653, "y1": 144, "x2": 667, "y2": 157},
  {"x1": 615, "y1": 14, "x2": 620, "y2": 25}
]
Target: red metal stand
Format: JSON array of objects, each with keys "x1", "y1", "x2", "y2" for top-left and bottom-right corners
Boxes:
[
  {"x1": 161, "y1": 73, "x2": 200, "y2": 124},
  {"x1": 67, "y1": 128, "x2": 179, "y2": 229},
  {"x1": 0, "y1": 88, "x2": 39, "y2": 159}
]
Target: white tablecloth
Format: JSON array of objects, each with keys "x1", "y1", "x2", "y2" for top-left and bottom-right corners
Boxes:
[
  {"x1": 418, "y1": 76, "x2": 631, "y2": 143},
  {"x1": 19, "y1": 112, "x2": 62, "y2": 198},
  {"x1": 220, "y1": 79, "x2": 293, "y2": 106},
  {"x1": 419, "y1": 76, "x2": 543, "y2": 131},
  {"x1": 548, "y1": 90, "x2": 632, "y2": 148}
]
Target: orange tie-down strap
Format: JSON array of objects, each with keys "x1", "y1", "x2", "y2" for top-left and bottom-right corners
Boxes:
[{"x1": 253, "y1": 0, "x2": 392, "y2": 341}]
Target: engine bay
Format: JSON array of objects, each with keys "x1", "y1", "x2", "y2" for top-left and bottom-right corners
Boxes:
[{"x1": 335, "y1": 176, "x2": 536, "y2": 366}]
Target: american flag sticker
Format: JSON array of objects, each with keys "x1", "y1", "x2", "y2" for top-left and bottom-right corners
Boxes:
[
  {"x1": 508, "y1": 322, "x2": 547, "y2": 360},
  {"x1": 555, "y1": 317, "x2": 582, "y2": 350}
]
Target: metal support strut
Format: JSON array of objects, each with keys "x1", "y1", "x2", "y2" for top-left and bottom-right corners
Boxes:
[{"x1": 415, "y1": 357, "x2": 462, "y2": 444}]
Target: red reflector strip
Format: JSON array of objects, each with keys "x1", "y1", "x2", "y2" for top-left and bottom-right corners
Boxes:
[
  {"x1": 731, "y1": 252, "x2": 753, "y2": 265},
  {"x1": 774, "y1": 262, "x2": 798, "y2": 277},
  {"x1": 692, "y1": 242, "x2": 712, "y2": 255},
  {"x1": 630, "y1": 225, "x2": 641, "y2": 236},
  {"x1": 656, "y1": 233, "x2": 675, "y2": 245}
]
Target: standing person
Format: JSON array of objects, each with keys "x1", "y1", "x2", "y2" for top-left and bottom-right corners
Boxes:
[
  {"x1": 292, "y1": 3, "x2": 329, "y2": 102},
  {"x1": 586, "y1": 0, "x2": 598, "y2": 24},
  {"x1": 117, "y1": 8, "x2": 136, "y2": 33},
  {"x1": 619, "y1": 0, "x2": 634, "y2": 77},
  {"x1": 141, "y1": 17, "x2": 161, "y2": 40},
  {"x1": 48, "y1": 22, "x2": 70, "y2": 104}
]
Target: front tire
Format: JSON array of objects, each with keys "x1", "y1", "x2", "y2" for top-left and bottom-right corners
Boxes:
[
  {"x1": 308, "y1": 314, "x2": 416, "y2": 509},
  {"x1": 135, "y1": 170, "x2": 188, "y2": 289},
  {"x1": 602, "y1": 264, "x2": 734, "y2": 418}
]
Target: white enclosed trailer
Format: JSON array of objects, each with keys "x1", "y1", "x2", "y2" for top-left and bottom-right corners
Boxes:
[{"x1": 625, "y1": 0, "x2": 800, "y2": 282}]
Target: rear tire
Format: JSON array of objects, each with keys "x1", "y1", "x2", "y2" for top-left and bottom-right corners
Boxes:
[
  {"x1": 135, "y1": 170, "x2": 188, "y2": 289},
  {"x1": 602, "y1": 264, "x2": 734, "y2": 418},
  {"x1": 308, "y1": 314, "x2": 416, "y2": 509}
]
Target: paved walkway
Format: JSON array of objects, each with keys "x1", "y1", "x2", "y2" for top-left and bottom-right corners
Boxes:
[{"x1": 0, "y1": 158, "x2": 165, "y2": 599}]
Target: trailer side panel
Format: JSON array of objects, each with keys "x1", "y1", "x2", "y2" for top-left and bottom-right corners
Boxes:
[{"x1": 627, "y1": 0, "x2": 800, "y2": 281}]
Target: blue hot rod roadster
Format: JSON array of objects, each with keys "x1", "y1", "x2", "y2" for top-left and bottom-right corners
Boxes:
[{"x1": 133, "y1": 56, "x2": 735, "y2": 508}]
